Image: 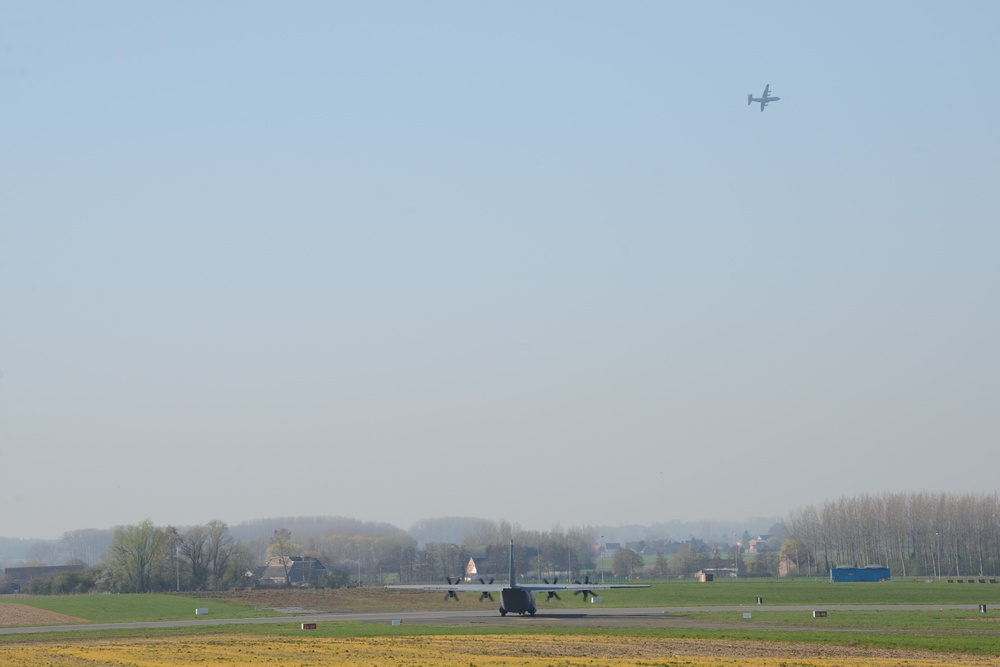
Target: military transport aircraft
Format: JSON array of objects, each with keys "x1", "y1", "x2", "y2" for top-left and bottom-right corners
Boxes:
[
  {"x1": 747, "y1": 84, "x2": 780, "y2": 111},
  {"x1": 386, "y1": 540, "x2": 649, "y2": 616}
]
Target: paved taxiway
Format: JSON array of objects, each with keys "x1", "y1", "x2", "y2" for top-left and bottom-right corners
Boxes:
[{"x1": 0, "y1": 604, "x2": 989, "y2": 635}]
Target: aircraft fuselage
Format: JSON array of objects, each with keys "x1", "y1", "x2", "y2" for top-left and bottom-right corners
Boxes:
[
  {"x1": 384, "y1": 540, "x2": 648, "y2": 616},
  {"x1": 500, "y1": 588, "x2": 536, "y2": 616},
  {"x1": 748, "y1": 85, "x2": 780, "y2": 111}
]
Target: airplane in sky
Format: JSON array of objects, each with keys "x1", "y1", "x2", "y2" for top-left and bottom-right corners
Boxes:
[
  {"x1": 386, "y1": 540, "x2": 649, "y2": 616},
  {"x1": 747, "y1": 84, "x2": 780, "y2": 111}
]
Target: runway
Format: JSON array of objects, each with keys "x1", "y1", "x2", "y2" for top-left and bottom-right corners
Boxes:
[{"x1": 0, "y1": 604, "x2": 988, "y2": 635}]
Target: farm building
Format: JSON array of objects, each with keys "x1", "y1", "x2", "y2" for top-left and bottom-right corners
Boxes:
[
  {"x1": 2, "y1": 565, "x2": 86, "y2": 593},
  {"x1": 256, "y1": 556, "x2": 328, "y2": 586},
  {"x1": 830, "y1": 566, "x2": 890, "y2": 582},
  {"x1": 698, "y1": 558, "x2": 741, "y2": 579}
]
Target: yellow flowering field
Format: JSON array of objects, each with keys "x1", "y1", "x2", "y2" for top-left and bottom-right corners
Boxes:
[{"x1": 0, "y1": 633, "x2": 992, "y2": 667}]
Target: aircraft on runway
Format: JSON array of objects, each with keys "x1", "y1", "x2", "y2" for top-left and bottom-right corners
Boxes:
[
  {"x1": 386, "y1": 540, "x2": 649, "y2": 616},
  {"x1": 748, "y1": 84, "x2": 780, "y2": 111}
]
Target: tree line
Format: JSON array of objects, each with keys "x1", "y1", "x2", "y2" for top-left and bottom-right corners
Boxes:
[
  {"x1": 14, "y1": 494, "x2": 1000, "y2": 594},
  {"x1": 5, "y1": 519, "x2": 269, "y2": 594},
  {"x1": 6, "y1": 518, "x2": 793, "y2": 594},
  {"x1": 8, "y1": 520, "x2": 623, "y2": 594},
  {"x1": 784, "y1": 491, "x2": 1000, "y2": 577}
]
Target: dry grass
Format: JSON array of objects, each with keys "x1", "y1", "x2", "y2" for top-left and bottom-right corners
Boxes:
[{"x1": 0, "y1": 633, "x2": 993, "y2": 667}]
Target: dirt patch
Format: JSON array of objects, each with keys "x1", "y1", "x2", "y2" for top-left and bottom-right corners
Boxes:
[
  {"x1": 0, "y1": 603, "x2": 86, "y2": 627},
  {"x1": 191, "y1": 587, "x2": 420, "y2": 613},
  {"x1": 450, "y1": 635, "x2": 982, "y2": 663}
]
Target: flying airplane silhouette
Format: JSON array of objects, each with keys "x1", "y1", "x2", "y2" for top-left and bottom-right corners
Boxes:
[
  {"x1": 748, "y1": 84, "x2": 780, "y2": 112},
  {"x1": 386, "y1": 540, "x2": 649, "y2": 616}
]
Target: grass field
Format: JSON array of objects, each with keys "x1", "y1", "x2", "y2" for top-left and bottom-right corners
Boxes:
[
  {"x1": 3, "y1": 593, "x2": 278, "y2": 623},
  {"x1": 7, "y1": 577, "x2": 1000, "y2": 620},
  {"x1": 596, "y1": 577, "x2": 1000, "y2": 606}
]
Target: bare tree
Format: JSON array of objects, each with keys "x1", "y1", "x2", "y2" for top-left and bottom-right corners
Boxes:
[
  {"x1": 268, "y1": 528, "x2": 296, "y2": 586},
  {"x1": 60, "y1": 529, "x2": 113, "y2": 566},
  {"x1": 787, "y1": 492, "x2": 1000, "y2": 578},
  {"x1": 611, "y1": 548, "x2": 645, "y2": 579},
  {"x1": 205, "y1": 520, "x2": 237, "y2": 588},
  {"x1": 778, "y1": 538, "x2": 811, "y2": 576},
  {"x1": 649, "y1": 552, "x2": 668, "y2": 578},
  {"x1": 24, "y1": 541, "x2": 60, "y2": 566},
  {"x1": 179, "y1": 526, "x2": 210, "y2": 589}
]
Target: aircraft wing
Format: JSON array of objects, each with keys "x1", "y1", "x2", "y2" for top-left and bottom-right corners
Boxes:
[
  {"x1": 518, "y1": 583, "x2": 649, "y2": 592},
  {"x1": 386, "y1": 582, "x2": 648, "y2": 592},
  {"x1": 386, "y1": 583, "x2": 505, "y2": 592},
  {"x1": 762, "y1": 84, "x2": 770, "y2": 97}
]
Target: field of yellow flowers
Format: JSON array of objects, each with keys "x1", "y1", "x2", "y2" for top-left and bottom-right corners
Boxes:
[{"x1": 0, "y1": 633, "x2": 991, "y2": 667}]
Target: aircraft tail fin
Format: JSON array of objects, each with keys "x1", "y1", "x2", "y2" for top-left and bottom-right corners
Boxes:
[
  {"x1": 747, "y1": 94, "x2": 752, "y2": 105},
  {"x1": 509, "y1": 540, "x2": 515, "y2": 588}
]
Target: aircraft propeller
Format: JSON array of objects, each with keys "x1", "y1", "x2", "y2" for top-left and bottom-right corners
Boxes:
[
  {"x1": 572, "y1": 575, "x2": 597, "y2": 602},
  {"x1": 543, "y1": 577, "x2": 561, "y2": 601},
  {"x1": 444, "y1": 576, "x2": 461, "y2": 601},
  {"x1": 478, "y1": 577, "x2": 495, "y2": 601}
]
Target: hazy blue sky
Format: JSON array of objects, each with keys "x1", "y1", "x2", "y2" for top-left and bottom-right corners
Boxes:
[{"x1": 2, "y1": 1, "x2": 998, "y2": 539}]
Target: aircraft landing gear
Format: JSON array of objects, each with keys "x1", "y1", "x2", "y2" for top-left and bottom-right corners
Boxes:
[
  {"x1": 499, "y1": 607, "x2": 507, "y2": 616},
  {"x1": 528, "y1": 608, "x2": 536, "y2": 616}
]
